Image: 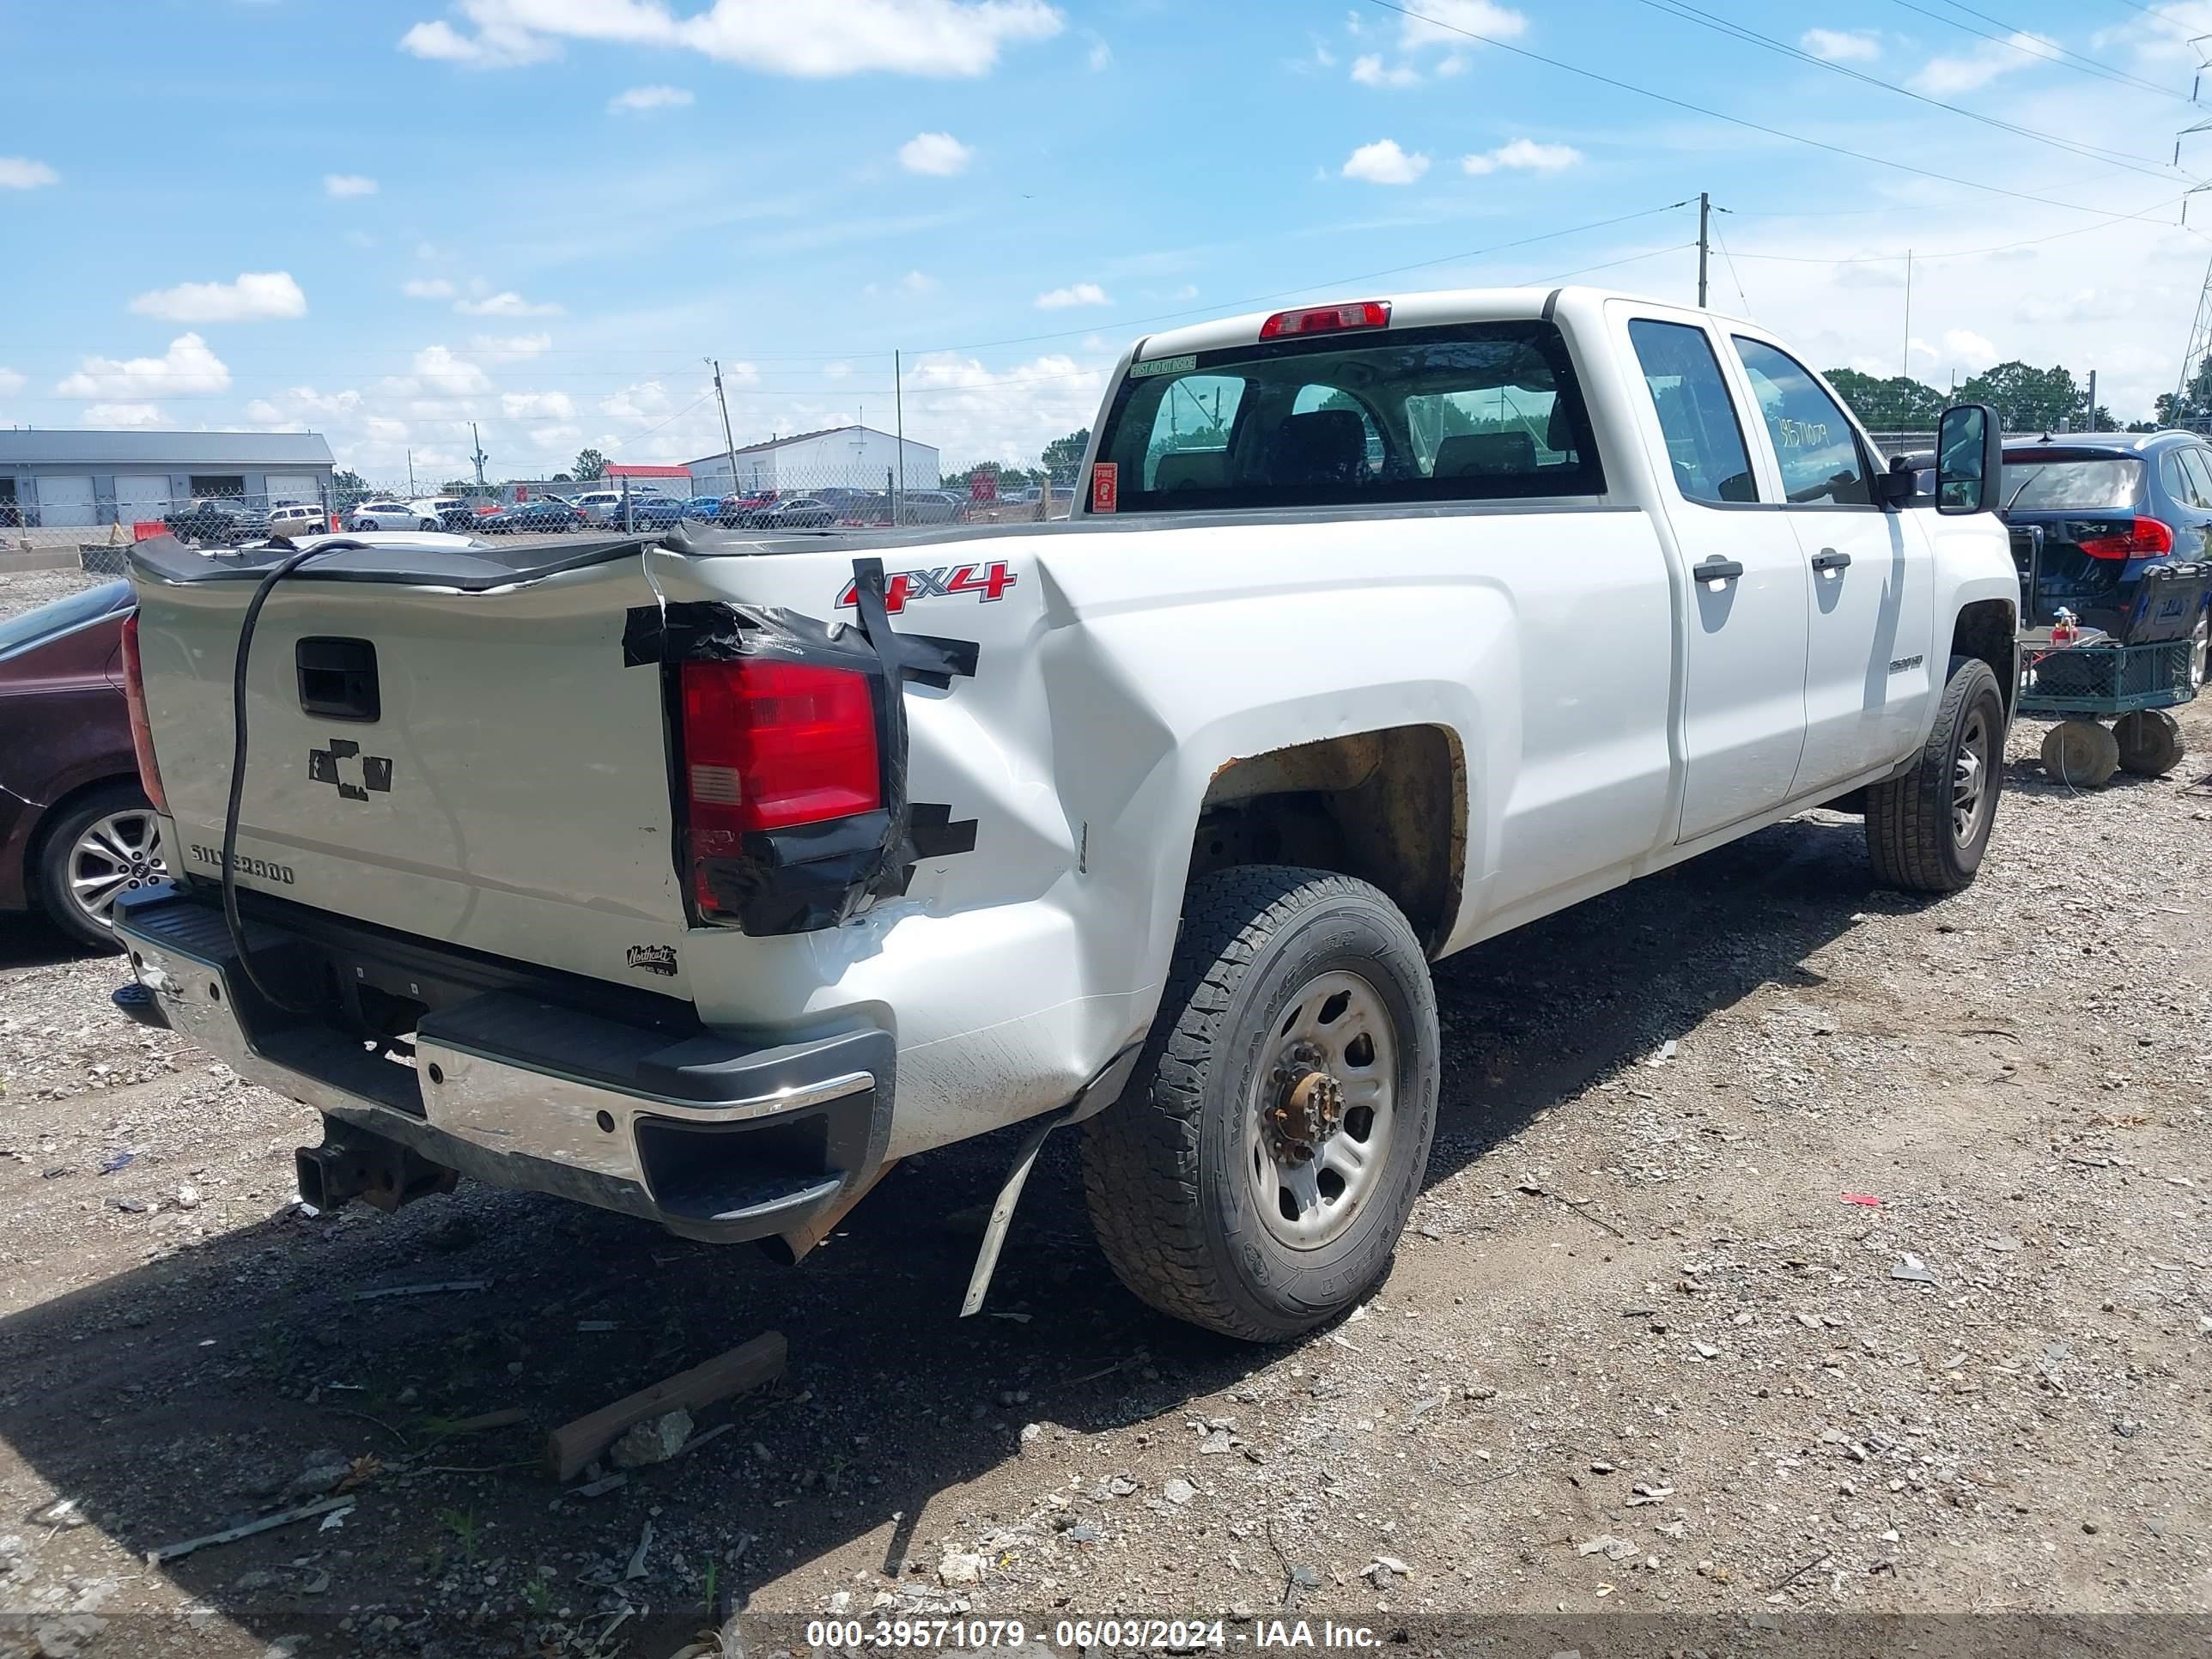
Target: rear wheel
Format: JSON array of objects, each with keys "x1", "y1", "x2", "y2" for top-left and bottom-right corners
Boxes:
[
  {"x1": 2041, "y1": 719, "x2": 2120, "y2": 787},
  {"x1": 1081, "y1": 866, "x2": 1440, "y2": 1341},
  {"x1": 2115, "y1": 708, "x2": 2185, "y2": 776},
  {"x1": 33, "y1": 784, "x2": 166, "y2": 952},
  {"x1": 1866, "y1": 654, "x2": 2005, "y2": 892}
]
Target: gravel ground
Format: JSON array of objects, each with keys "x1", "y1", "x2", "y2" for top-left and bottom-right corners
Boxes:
[{"x1": 0, "y1": 567, "x2": 2206, "y2": 1656}]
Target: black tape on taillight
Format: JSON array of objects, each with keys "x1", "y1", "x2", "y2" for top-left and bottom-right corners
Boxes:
[{"x1": 623, "y1": 561, "x2": 981, "y2": 936}]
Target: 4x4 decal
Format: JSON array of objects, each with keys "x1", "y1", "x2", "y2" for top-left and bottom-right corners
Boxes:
[{"x1": 835, "y1": 561, "x2": 1016, "y2": 616}]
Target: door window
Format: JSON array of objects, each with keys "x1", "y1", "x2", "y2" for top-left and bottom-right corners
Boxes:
[
  {"x1": 1627, "y1": 319, "x2": 1759, "y2": 505},
  {"x1": 1731, "y1": 338, "x2": 1871, "y2": 506},
  {"x1": 2177, "y1": 447, "x2": 2212, "y2": 508}
]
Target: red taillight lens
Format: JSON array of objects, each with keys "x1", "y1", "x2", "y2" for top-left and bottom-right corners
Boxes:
[
  {"x1": 2076, "y1": 517, "x2": 2172, "y2": 561},
  {"x1": 118, "y1": 611, "x2": 167, "y2": 815},
  {"x1": 1258, "y1": 300, "x2": 1391, "y2": 340},
  {"x1": 680, "y1": 658, "x2": 880, "y2": 903}
]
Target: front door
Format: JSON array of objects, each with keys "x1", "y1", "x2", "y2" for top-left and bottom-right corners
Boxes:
[
  {"x1": 1620, "y1": 312, "x2": 1811, "y2": 842},
  {"x1": 1729, "y1": 336, "x2": 1934, "y2": 791}
]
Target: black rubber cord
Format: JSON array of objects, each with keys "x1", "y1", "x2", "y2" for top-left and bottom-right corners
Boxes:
[{"x1": 221, "y1": 544, "x2": 327, "y2": 1015}]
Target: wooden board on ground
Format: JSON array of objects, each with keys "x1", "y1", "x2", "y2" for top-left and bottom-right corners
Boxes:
[{"x1": 545, "y1": 1330, "x2": 787, "y2": 1483}]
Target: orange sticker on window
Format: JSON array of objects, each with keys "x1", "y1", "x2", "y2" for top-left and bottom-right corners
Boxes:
[{"x1": 1091, "y1": 462, "x2": 1118, "y2": 514}]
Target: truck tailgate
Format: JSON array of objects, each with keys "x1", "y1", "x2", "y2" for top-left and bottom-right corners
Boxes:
[{"x1": 131, "y1": 541, "x2": 693, "y2": 994}]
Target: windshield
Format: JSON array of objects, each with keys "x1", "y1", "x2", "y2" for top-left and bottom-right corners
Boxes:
[
  {"x1": 1091, "y1": 319, "x2": 1603, "y2": 514},
  {"x1": 1999, "y1": 454, "x2": 2142, "y2": 511},
  {"x1": 0, "y1": 580, "x2": 129, "y2": 659}
]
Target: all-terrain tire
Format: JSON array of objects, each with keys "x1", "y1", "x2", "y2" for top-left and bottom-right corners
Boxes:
[
  {"x1": 1866, "y1": 653, "x2": 2005, "y2": 893},
  {"x1": 1080, "y1": 866, "x2": 1440, "y2": 1341}
]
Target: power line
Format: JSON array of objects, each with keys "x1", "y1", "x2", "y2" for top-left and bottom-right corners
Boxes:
[
  {"x1": 1632, "y1": 0, "x2": 2182, "y2": 179},
  {"x1": 1717, "y1": 189, "x2": 2192, "y2": 262},
  {"x1": 1360, "y1": 0, "x2": 2193, "y2": 219},
  {"x1": 1912, "y1": 0, "x2": 2187, "y2": 101}
]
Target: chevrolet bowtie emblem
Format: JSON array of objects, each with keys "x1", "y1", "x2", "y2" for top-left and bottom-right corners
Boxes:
[{"x1": 307, "y1": 738, "x2": 394, "y2": 802}]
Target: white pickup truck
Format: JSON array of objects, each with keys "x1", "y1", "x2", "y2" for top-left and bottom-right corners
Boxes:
[{"x1": 112, "y1": 287, "x2": 2021, "y2": 1340}]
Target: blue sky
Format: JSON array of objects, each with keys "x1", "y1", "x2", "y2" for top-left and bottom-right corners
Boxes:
[{"x1": 5, "y1": 0, "x2": 2212, "y2": 483}]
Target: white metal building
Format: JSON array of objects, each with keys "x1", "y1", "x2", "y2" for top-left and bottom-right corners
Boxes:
[
  {"x1": 0, "y1": 429, "x2": 336, "y2": 528},
  {"x1": 685, "y1": 426, "x2": 939, "y2": 498}
]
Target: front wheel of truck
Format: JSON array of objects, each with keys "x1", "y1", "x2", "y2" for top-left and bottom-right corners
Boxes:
[
  {"x1": 1865, "y1": 653, "x2": 2005, "y2": 894},
  {"x1": 1081, "y1": 866, "x2": 1440, "y2": 1342}
]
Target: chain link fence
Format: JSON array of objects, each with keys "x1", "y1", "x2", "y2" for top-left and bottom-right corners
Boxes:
[{"x1": 11, "y1": 453, "x2": 1082, "y2": 574}]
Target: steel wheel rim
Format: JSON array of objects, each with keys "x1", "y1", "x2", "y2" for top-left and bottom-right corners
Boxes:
[
  {"x1": 1243, "y1": 969, "x2": 1397, "y2": 1251},
  {"x1": 68, "y1": 809, "x2": 166, "y2": 930},
  {"x1": 1953, "y1": 705, "x2": 1991, "y2": 845}
]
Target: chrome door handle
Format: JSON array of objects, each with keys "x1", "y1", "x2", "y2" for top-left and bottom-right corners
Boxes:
[{"x1": 1811, "y1": 548, "x2": 1852, "y2": 572}]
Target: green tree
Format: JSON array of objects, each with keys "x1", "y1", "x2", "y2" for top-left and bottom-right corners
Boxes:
[
  {"x1": 1954, "y1": 362, "x2": 2084, "y2": 433},
  {"x1": 572, "y1": 447, "x2": 608, "y2": 482},
  {"x1": 330, "y1": 467, "x2": 368, "y2": 508},
  {"x1": 1041, "y1": 428, "x2": 1091, "y2": 483},
  {"x1": 1824, "y1": 369, "x2": 1946, "y2": 432}
]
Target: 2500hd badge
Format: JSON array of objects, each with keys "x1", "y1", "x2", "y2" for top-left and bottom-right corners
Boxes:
[{"x1": 189, "y1": 845, "x2": 296, "y2": 885}]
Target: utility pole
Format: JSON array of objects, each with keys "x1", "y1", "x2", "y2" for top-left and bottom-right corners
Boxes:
[
  {"x1": 894, "y1": 349, "x2": 906, "y2": 523},
  {"x1": 1697, "y1": 191, "x2": 1710, "y2": 308},
  {"x1": 1901, "y1": 250, "x2": 1913, "y2": 379},
  {"x1": 708, "y1": 358, "x2": 740, "y2": 503},
  {"x1": 470, "y1": 422, "x2": 488, "y2": 495},
  {"x1": 406, "y1": 447, "x2": 415, "y2": 498},
  {"x1": 2086, "y1": 369, "x2": 2098, "y2": 430}
]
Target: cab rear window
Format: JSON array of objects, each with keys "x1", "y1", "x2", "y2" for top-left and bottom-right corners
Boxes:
[{"x1": 1091, "y1": 319, "x2": 1603, "y2": 514}]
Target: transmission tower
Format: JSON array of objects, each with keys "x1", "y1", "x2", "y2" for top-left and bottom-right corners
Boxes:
[{"x1": 2173, "y1": 40, "x2": 2212, "y2": 427}]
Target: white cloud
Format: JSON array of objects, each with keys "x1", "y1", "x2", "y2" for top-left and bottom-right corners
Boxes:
[
  {"x1": 82, "y1": 403, "x2": 164, "y2": 427},
  {"x1": 901, "y1": 269, "x2": 939, "y2": 293},
  {"x1": 0, "y1": 157, "x2": 58, "y2": 190},
  {"x1": 1942, "y1": 328, "x2": 1999, "y2": 371},
  {"x1": 1911, "y1": 31, "x2": 2056, "y2": 95},
  {"x1": 323, "y1": 173, "x2": 379, "y2": 198},
  {"x1": 899, "y1": 349, "x2": 1109, "y2": 468},
  {"x1": 412, "y1": 344, "x2": 492, "y2": 395},
  {"x1": 398, "y1": 0, "x2": 1064, "y2": 77},
  {"x1": 1800, "y1": 27, "x2": 1879, "y2": 62},
  {"x1": 58, "y1": 333, "x2": 231, "y2": 398},
  {"x1": 1461, "y1": 137, "x2": 1582, "y2": 175},
  {"x1": 825, "y1": 361, "x2": 854, "y2": 379},
  {"x1": 1340, "y1": 138, "x2": 1429, "y2": 185},
  {"x1": 1086, "y1": 37, "x2": 1110, "y2": 70},
  {"x1": 898, "y1": 131, "x2": 975, "y2": 175},
  {"x1": 1395, "y1": 0, "x2": 1525, "y2": 52},
  {"x1": 1035, "y1": 281, "x2": 1110, "y2": 308},
  {"x1": 404, "y1": 277, "x2": 457, "y2": 299},
  {"x1": 128, "y1": 270, "x2": 307, "y2": 324},
  {"x1": 366, "y1": 416, "x2": 410, "y2": 444},
  {"x1": 453, "y1": 289, "x2": 562, "y2": 316},
  {"x1": 501, "y1": 389, "x2": 576, "y2": 418},
  {"x1": 0, "y1": 368, "x2": 22, "y2": 398},
  {"x1": 471, "y1": 331, "x2": 552, "y2": 356},
  {"x1": 608, "y1": 83, "x2": 694, "y2": 112},
  {"x1": 1351, "y1": 53, "x2": 1419, "y2": 87}
]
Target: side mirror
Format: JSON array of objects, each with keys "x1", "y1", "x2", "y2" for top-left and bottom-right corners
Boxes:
[{"x1": 1936, "y1": 403, "x2": 2004, "y2": 514}]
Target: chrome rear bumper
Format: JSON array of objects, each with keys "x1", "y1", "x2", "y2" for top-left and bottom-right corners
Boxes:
[{"x1": 112, "y1": 886, "x2": 893, "y2": 1243}]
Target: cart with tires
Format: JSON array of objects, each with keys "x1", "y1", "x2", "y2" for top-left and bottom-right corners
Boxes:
[{"x1": 2020, "y1": 632, "x2": 2195, "y2": 787}]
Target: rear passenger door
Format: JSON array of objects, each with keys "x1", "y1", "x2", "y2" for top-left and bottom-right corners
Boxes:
[
  {"x1": 1729, "y1": 335, "x2": 1935, "y2": 791},
  {"x1": 1616, "y1": 307, "x2": 1811, "y2": 842}
]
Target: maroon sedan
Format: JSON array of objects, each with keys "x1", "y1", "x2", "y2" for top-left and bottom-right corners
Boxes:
[{"x1": 0, "y1": 581, "x2": 166, "y2": 949}]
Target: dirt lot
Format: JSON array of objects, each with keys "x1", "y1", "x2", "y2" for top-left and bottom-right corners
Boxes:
[{"x1": 1, "y1": 568, "x2": 2207, "y2": 1657}]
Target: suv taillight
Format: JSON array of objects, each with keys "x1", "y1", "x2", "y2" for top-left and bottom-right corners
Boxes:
[
  {"x1": 679, "y1": 658, "x2": 880, "y2": 912},
  {"x1": 119, "y1": 611, "x2": 168, "y2": 814},
  {"x1": 2076, "y1": 517, "x2": 2173, "y2": 560}
]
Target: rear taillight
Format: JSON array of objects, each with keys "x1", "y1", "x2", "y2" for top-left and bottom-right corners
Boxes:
[
  {"x1": 1258, "y1": 300, "x2": 1391, "y2": 340},
  {"x1": 679, "y1": 658, "x2": 880, "y2": 910},
  {"x1": 118, "y1": 611, "x2": 167, "y2": 815},
  {"x1": 2076, "y1": 517, "x2": 2172, "y2": 561}
]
